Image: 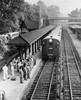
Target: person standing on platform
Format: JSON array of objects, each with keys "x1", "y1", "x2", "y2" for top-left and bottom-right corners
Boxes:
[
  {"x1": 19, "y1": 67, "x2": 23, "y2": 83},
  {"x1": 22, "y1": 63, "x2": 27, "y2": 80},
  {"x1": 13, "y1": 58, "x2": 16, "y2": 69},
  {"x1": 30, "y1": 57, "x2": 34, "y2": 70},
  {"x1": 16, "y1": 59, "x2": 19, "y2": 72},
  {"x1": 26, "y1": 62, "x2": 30, "y2": 79},
  {"x1": 23, "y1": 66, "x2": 27, "y2": 80},
  {"x1": 2, "y1": 63, "x2": 8, "y2": 81},
  {"x1": 27, "y1": 59, "x2": 31, "y2": 71},
  {"x1": 18, "y1": 61, "x2": 22, "y2": 72},
  {"x1": 11, "y1": 62, "x2": 15, "y2": 77}
]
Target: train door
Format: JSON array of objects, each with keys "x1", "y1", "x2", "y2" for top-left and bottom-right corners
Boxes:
[{"x1": 47, "y1": 42, "x2": 54, "y2": 57}]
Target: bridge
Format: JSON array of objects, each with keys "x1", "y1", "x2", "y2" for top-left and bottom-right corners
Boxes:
[
  {"x1": 49, "y1": 17, "x2": 81, "y2": 26},
  {"x1": 49, "y1": 17, "x2": 81, "y2": 20}
]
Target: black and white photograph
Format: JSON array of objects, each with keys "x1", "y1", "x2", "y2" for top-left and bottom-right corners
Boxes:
[{"x1": 0, "y1": 0, "x2": 81, "y2": 100}]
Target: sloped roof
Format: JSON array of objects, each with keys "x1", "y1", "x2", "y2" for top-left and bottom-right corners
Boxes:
[
  {"x1": 20, "y1": 20, "x2": 39, "y2": 30},
  {"x1": 76, "y1": 29, "x2": 81, "y2": 34},
  {"x1": 7, "y1": 36, "x2": 30, "y2": 46},
  {"x1": 70, "y1": 25, "x2": 81, "y2": 29},
  {"x1": 20, "y1": 25, "x2": 54, "y2": 44}
]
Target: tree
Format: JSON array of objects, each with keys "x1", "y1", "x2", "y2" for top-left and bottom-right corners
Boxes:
[
  {"x1": 22, "y1": 2, "x2": 39, "y2": 21},
  {"x1": 30, "y1": 4, "x2": 39, "y2": 21},
  {"x1": 22, "y1": 2, "x2": 31, "y2": 20},
  {"x1": 47, "y1": 5, "x2": 60, "y2": 18},
  {"x1": 0, "y1": 0, "x2": 24, "y2": 34},
  {"x1": 37, "y1": 1, "x2": 60, "y2": 19},
  {"x1": 68, "y1": 8, "x2": 79, "y2": 17},
  {"x1": 68, "y1": 8, "x2": 81, "y2": 22},
  {"x1": 78, "y1": 9, "x2": 81, "y2": 17}
]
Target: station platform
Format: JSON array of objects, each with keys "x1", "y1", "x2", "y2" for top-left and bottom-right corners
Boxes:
[
  {"x1": 0, "y1": 51, "x2": 42, "y2": 100},
  {"x1": 67, "y1": 28, "x2": 81, "y2": 58}
]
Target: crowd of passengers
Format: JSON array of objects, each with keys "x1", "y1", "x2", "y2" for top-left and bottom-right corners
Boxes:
[{"x1": 2, "y1": 56, "x2": 35, "y2": 83}]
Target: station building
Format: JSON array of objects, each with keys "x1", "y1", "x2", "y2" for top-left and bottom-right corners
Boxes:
[{"x1": 7, "y1": 20, "x2": 54, "y2": 61}]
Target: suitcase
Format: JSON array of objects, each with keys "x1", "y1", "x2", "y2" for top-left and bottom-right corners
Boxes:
[{"x1": 11, "y1": 76, "x2": 16, "y2": 81}]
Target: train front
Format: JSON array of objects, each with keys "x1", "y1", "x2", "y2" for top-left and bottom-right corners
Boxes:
[
  {"x1": 42, "y1": 36, "x2": 60, "y2": 60},
  {"x1": 42, "y1": 25, "x2": 62, "y2": 61}
]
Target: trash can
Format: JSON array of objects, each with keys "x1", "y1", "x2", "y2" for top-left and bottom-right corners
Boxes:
[{"x1": 0, "y1": 90, "x2": 7, "y2": 100}]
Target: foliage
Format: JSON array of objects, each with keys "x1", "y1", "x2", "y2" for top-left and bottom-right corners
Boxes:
[
  {"x1": 37, "y1": 1, "x2": 60, "y2": 19},
  {"x1": 68, "y1": 8, "x2": 81, "y2": 17},
  {"x1": 0, "y1": 0, "x2": 24, "y2": 34},
  {"x1": 0, "y1": 35, "x2": 9, "y2": 58},
  {"x1": 68, "y1": 8, "x2": 81, "y2": 22},
  {"x1": 23, "y1": 1, "x2": 60, "y2": 22},
  {"x1": 30, "y1": 4, "x2": 39, "y2": 21},
  {"x1": 22, "y1": 2, "x2": 39, "y2": 21},
  {"x1": 47, "y1": 5, "x2": 60, "y2": 18},
  {"x1": 68, "y1": 8, "x2": 79, "y2": 17},
  {"x1": 0, "y1": 0, "x2": 61, "y2": 34}
]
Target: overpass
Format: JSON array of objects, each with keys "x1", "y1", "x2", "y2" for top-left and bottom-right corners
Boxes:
[
  {"x1": 49, "y1": 17, "x2": 81, "y2": 20},
  {"x1": 49, "y1": 17, "x2": 81, "y2": 26}
]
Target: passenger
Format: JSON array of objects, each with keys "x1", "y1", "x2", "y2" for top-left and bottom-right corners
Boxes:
[
  {"x1": 26, "y1": 63, "x2": 30, "y2": 79},
  {"x1": 16, "y1": 61, "x2": 19, "y2": 72},
  {"x1": 30, "y1": 57, "x2": 34, "y2": 70},
  {"x1": 27, "y1": 59, "x2": 31, "y2": 71},
  {"x1": 14, "y1": 58, "x2": 18, "y2": 71},
  {"x1": 22, "y1": 59, "x2": 25, "y2": 66},
  {"x1": 2, "y1": 63, "x2": 8, "y2": 81},
  {"x1": 25, "y1": 65, "x2": 28, "y2": 80},
  {"x1": 13, "y1": 58, "x2": 16, "y2": 69},
  {"x1": 18, "y1": 61, "x2": 22, "y2": 72},
  {"x1": 11, "y1": 62, "x2": 15, "y2": 77},
  {"x1": 24, "y1": 66, "x2": 27, "y2": 80},
  {"x1": 16, "y1": 57, "x2": 20, "y2": 72},
  {"x1": 19, "y1": 67, "x2": 23, "y2": 83},
  {"x1": 18, "y1": 57, "x2": 20, "y2": 62},
  {"x1": 0, "y1": 91, "x2": 7, "y2": 100},
  {"x1": 22, "y1": 63, "x2": 26, "y2": 80}
]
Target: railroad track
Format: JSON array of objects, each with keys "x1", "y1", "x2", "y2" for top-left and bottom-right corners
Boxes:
[
  {"x1": 63, "y1": 28, "x2": 81, "y2": 100},
  {"x1": 61, "y1": 29, "x2": 71, "y2": 100},
  {"x1": 22, "y1": 60, "x2": 58, "y2": 100}
]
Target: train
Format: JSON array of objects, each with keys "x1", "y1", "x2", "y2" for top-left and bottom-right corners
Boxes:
[
  {"x1": 42, "y1": 25, "x2": 62, "y2": 60},
  {"x1": 7, "y1": 31, "x2": 19, "y2": 39}
]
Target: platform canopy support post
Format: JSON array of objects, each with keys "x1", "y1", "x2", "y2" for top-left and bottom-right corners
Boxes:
[
  {"x1": 30, "y1": 45, "x2": 32, "y2": 56},
  {"x1": 35, "y1": 41, "x2": 36, "y2": 53}
]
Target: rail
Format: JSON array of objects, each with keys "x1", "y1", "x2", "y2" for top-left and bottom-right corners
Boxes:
[{"x1": 63, "y1": 27, "x2": 81, "y2": 100}]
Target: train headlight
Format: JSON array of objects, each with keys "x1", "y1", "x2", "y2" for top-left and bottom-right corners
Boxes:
[{"x1": 49, "y1": 39, "x2": 52, "y2": 42}]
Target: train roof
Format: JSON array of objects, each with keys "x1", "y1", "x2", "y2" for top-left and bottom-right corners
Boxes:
[
  {"x1": 44, "y1": 25, "x2": 62, "y2": 41},
  {"x1": 7, "y1": 32, "x2": 20, "y2": 39}
]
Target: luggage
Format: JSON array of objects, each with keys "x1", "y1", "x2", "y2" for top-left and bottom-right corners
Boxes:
[{"x1": 11, "y1": 76, "x2": 16, "y2": 81}]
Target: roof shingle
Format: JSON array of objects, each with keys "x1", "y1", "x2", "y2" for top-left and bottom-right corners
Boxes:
[
  {"x1": 7, "y1": 36, "x2": 30, "y2": 46},
  {"x1": 20, "y1": 25, "x2": 54, "y2": 44},
  {"x1": 20, "y1": 20, "x2": 39, "y2": 30},
  {"x1": 7, "y1": 25, "x2": 54, "y2": 46}
]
